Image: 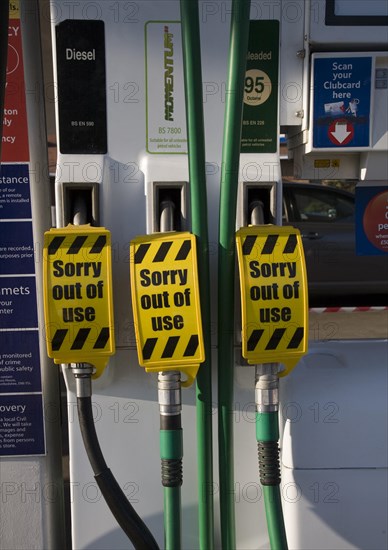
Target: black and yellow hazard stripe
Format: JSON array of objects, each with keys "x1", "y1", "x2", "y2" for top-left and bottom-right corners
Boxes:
[
  {"x1": 51, "y1": 327, "x2": 111, "y2": 352},
  {"x1": 242, "y1": 233, "x2": 297, "y2": 256},
  {"x1": 247, "y1": 326, "x2": 304, "y2": 353},
  {"x1": 142, "y1": 334, "x2": 199, "y2": 361},
  {"x1": 47, "y1": 234, "x2": 107, "y2": 256},
  {"x1": 134, "y1": 238, "x2": 192, "y2": 265}
]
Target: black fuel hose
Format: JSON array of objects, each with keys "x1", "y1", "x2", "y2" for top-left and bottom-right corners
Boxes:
[{"x1": 77, "y1": 396, "x2": 159, "y2": 550}]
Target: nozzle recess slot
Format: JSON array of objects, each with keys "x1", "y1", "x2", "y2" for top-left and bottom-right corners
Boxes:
[
  {"x1": 153, "y1": 182, "x2": 187, "y2": 233},
  {"x1": 61, "y1": 182, "x2": 99, "y2": 226},
  {"x1": 245, "y1": 184, "x2": 275, "y2": 226}
]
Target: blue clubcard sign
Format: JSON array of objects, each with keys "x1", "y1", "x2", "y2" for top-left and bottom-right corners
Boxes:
[{"x1": 313, "y1": 56, "x2": 372, "y2": 149}]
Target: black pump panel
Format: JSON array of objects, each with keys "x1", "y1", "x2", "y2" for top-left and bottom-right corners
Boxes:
[{"x1": 56, "y1": 20, "x2": 107, "y2": 154}]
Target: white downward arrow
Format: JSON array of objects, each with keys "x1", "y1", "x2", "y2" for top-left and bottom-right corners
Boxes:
[{"x1": 331, "y1": 122, "x2": 351, "y2": 144}]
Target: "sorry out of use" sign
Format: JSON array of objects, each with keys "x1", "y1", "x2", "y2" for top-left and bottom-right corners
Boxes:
[
  {"x1": 130, "y1": 232, "x2": 204, "y2": 385},
  {"x1": 43, "y1": 226, "x2": 115, "y2": 375},
  {"x1": 236, "y1": 225, "x2": 308, "y2": 376}
]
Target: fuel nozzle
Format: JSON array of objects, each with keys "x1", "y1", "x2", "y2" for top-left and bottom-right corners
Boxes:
[
  {"x1": 255, "y1": 364, "x2": 281, "y2": 488},
  {"x1": 158, "y1": 371, "x2": 181, "y2": 418},
  {"x1": 158, "y1": 371, "x2": 183, "y2": 548},
  {"x1": 255, "y1": 363, "x2": 279, "y2": 413},
  {"x1": 70, "y1": 363, "x2": 94, "y2": 398},
  {"x1": 255, "y1": 363, "x2": 287, "y2": 548},
  {"x1": 158, "y1": 371, "x2": 183, "y2": 490}
]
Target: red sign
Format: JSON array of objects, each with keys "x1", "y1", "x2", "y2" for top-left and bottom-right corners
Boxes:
[
  {"x1": 363, "y1": 190, "x2": 388, "y2": 253},
  {"x1": 328, "y1": 120, "x2": 354, "y2": 146},
  {"x1": 1, "y1": 17, "x2": 29, "y2": 162}
]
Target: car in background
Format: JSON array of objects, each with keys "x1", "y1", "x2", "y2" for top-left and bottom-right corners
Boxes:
[{"x1": 282, "y1": 182, "x2": 388, "y2": 302}]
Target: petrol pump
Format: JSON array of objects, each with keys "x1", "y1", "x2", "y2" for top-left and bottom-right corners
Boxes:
[{"x1": 1, "y1": 1, "x2": 387, "y2": 549}]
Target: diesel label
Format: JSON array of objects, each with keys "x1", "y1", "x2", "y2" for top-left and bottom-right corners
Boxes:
[{"x1": 66, "y1": 48, "x2": 96, "y2": 61}]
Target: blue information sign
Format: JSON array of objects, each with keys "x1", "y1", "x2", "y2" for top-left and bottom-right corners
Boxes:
[
  {"x1": 0, "y1": 276, "x2": 38, "y2": 329},
  {"x1": 313, "y1": 56, "x2": 372, "y2": 148},
  {"x1": 0, "y1": 221, "x2": 35, "y2": 275},
  {"x1": 1, "y1": 164, "x2": 45, "y2": 455},
  {"x1": 0, "y1": 164, "x2": 31, "y2": 218},
  {"x1": 0, "y1": 330, "x2": 41, "y2": 393},
  {"x1": 0, "y1": 393, "x2": 45, "y2": 456}
]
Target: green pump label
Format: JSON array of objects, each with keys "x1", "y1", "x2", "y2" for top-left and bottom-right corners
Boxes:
[
  {"x1": 241, "y1": 20, "x2": 279, "y2": 154},
  {"x1": 145, "y1": 21, "x2": 188, "y2": 154}
]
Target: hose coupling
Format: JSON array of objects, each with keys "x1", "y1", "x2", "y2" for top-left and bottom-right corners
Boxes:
[
  {"x1": 255, "y1": 363, "x2": 279, "y2": 413},
  {"x1": 158, "y1": 371, "x2": 181, "y2": 416},
  {"x1": 70, "y1": 363, "x2": 94, "y2": 398}
]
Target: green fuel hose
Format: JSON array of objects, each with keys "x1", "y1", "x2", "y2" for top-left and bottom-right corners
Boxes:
[
  {"x1": 163, "y1": 486, "x2": 181, "y2": 550},
  {"x1": 256, "y1": 411, "x2": 288, "y2": 550},
  {"x1": 180, "y1": 1, "x2": 214, "y2": 548},
  {"x1": 217, "y1": 1, "x2": 251, "y2": 548},
  {"x1": 160, "y1": 426, "x2": 183, "y2": 550},
  {"x1": 262, "y1": 486, "x2": 288, "y2": 550}
]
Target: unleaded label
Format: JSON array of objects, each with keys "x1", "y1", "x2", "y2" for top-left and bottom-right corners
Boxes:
[{"x1": 241, "y1": 20, "x2": 280, "y2": 154}]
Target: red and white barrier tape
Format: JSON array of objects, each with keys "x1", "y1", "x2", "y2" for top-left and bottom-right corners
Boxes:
[{"x1": 310, "y1": 306, "x2": 388, "y2": 313}]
